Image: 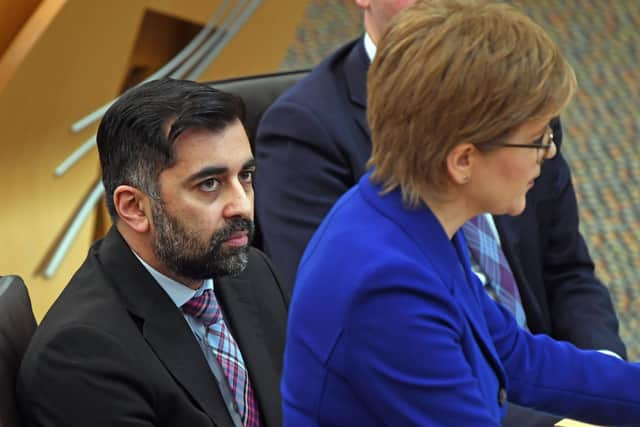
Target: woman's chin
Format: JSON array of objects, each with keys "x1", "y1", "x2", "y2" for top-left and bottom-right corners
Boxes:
[
  {"x1": 506, "y1": 199, "x2": 527, "y2": 216},
  {"x1": 492, "y1": 198, "x2": 527, "y2": 217}
]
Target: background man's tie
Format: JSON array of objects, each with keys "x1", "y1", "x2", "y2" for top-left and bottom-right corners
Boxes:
[
  {"x1": 462, "y1": 215, "x2": 528, "y2": 328},
  {"x1": 183, "y1": 289, "x2": 261, "y2": 427}
]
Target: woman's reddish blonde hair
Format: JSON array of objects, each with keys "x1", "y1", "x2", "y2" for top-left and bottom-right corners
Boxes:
[{"x1": 367, "y1": 0, "x2": 577, "y2": 207}]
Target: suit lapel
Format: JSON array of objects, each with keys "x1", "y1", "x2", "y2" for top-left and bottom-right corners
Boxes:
[
  {"x1": 142, "y1": 295, "x2": 233, "y2": 426},
  {"x1": 96, "y1": 228, "x2": 233, "y2": 426},
  {"x1": 215, "y1": 274, "x2": 281, "y2": 427},
  {"x1": 493, "y1": 215, "x2": 547, "y2": 332},
  {"x1": 344, "y1": 37, "x2": 371, "y2": 140}
]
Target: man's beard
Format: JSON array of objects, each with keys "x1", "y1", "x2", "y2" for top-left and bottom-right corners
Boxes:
[{"x1": 151, "y1": 202, "x2": 254, "y2": 280}]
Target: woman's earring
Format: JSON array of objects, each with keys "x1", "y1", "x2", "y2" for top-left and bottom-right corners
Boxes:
[{"x1": 463, "y1": 175, "x2": 470, "y2": 183}]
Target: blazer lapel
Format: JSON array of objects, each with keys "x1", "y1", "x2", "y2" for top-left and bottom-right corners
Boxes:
[
  {"x1": 344, "y1": 36, "x2": 371, "y2": 140},
  {"x1": 215, "y1": 275, "x2": 282, "y2": 427},
  {"x1": 97, "y1": 228, "x2": 233, "y2": 426},
  {"x1": 359, "y1": 178, "x2": 506, "y2": 387},
  {"x1": 451, "y1": 232, "x2": 507, "y2": 387}
]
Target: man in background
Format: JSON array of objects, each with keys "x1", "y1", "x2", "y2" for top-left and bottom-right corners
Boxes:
[
  {"x1": 255, "y1": 1, "x2": 625, "y2": 425},
  {"x1": 19, "y1": 79, "x2": 288, "y2": 427}
]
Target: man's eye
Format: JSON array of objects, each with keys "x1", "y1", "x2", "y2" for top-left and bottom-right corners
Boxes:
[
  {"x1": 199, "y1": 178, "x2": 220, "y2": 192},
  {"x1": 239, "y1": 170, "x2": 255, "y2": 183}
]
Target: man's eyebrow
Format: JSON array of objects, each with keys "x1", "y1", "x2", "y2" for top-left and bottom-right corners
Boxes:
[
  {"x1": 186, "y1": 158, "x2": 255, "y2": 183},
  {"x1": 187, "y1": 166, "x2": 228, "y2": 183}
]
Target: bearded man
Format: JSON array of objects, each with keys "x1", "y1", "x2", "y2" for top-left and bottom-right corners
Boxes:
[{"x1": 17, "y1": 79, "x2": 288, "y2": 427}]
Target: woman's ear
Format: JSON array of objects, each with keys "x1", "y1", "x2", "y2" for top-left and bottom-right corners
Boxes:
[
  {"x1": 113, "y1": 185, "x2": 152, "y2": 233},
  {"x1": 446, "y1": 143, "x2": 476, "y2": 185}
]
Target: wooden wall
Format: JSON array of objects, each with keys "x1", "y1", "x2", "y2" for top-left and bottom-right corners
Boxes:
[{"x1": 0, "y1": 0, "x2": 42, "y2": 55}]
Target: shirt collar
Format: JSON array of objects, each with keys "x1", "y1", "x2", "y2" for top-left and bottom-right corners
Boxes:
[
  {"x1": 364, "y1": 32, "x2": 377, "y2": 63},
  {"x1": 132, "y1": 250, "x2": 214, "y2": 308}
]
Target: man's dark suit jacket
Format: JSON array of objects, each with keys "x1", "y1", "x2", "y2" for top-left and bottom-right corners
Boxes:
[
  {"x1": 17, "y1": 227, "x2": 288, "y2": 427},
  {"x1": 255, "y1": 37, "x2": 625, "y2": 358}
]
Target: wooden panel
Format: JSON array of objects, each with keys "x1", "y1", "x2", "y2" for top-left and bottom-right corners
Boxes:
[
  {"x1": 198, "y1": 0, "x2": 307, "y2": 81},
  {"x1": 0, "y1": 0, "x2": 66, "y2": 92},
  {"x1": 149, "y1": 0, "x2": 223, "y2": 26},
  {"x1": 0, "y1": 0, "x2": 42, "y2": 55},
  {"x1": 120, "y1": 9, "x2": 203, "y2": 91}
]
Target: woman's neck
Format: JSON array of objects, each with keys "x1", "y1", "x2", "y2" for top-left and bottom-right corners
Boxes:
[{"x1": 421, "y1": 191, "x2": 478, "y2": 240}]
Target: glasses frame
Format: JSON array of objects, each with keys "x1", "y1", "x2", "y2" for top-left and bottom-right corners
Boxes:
[{"x1": 482, "y1": 126, "x2": 555, "y2": 164}]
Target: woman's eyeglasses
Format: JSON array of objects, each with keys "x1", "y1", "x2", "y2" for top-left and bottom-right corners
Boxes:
[{"x1": 483, "y1": 126, "x2": 555, "y2": 164}]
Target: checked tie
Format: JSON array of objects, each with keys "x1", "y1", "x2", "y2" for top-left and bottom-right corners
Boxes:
[
  {"x1": 182, "y1": 289, "x2": 261, "y2": 427},
  {"x1": 462, "y1": 215, "x2": 527, "y2": 328}
]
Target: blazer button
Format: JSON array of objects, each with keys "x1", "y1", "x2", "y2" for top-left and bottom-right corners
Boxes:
[{"x1": 498, "y1": 388, "x2": 507, "y2": 406}]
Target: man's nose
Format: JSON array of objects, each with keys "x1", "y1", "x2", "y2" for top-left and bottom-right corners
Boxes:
[{"x1": 223, "y1": 180, "x2": 253, "y2": 219}]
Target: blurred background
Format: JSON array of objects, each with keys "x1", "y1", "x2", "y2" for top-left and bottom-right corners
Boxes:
[{"x1": 0, "y1": 0, "x2": 638, "y2": 359}]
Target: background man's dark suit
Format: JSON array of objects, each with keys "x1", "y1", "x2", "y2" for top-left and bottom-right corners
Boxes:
[
  {"x1": 255, "y1": 37, "x2": 625, "y2": 357},
  {"x1": 18, "y1": 228, "x2": 288, "y2": 427}
]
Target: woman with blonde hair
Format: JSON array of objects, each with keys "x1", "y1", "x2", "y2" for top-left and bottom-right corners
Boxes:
[{"x1": 282, "y1": 0, "x2": 640, "y2": 425}]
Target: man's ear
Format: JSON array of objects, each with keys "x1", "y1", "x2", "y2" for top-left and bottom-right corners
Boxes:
[
  {"x1": 113, "y1": 185, "x2": 152, "y2": 233},
  {"x1": 446, "y1": 143, "x2": 476, "y2": 185}
]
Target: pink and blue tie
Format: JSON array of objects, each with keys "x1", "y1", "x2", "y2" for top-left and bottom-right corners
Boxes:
[
  {"x1": 182, "y1": 289, "x2": 261, "y2": 427},
  {"x1": 463, "y1": 215, "x2": 527, "y2": 328}
]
